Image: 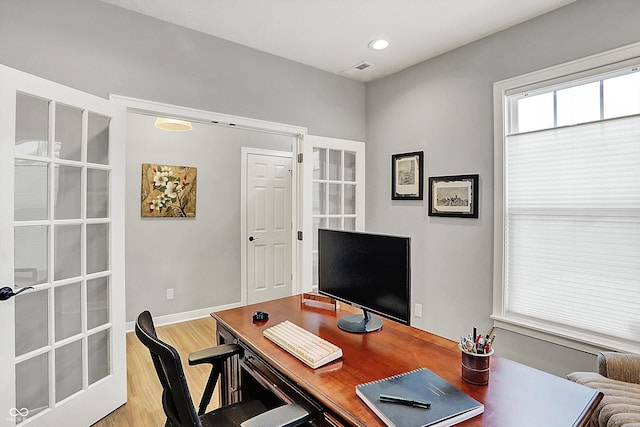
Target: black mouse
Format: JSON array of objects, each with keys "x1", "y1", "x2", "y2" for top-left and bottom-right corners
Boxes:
[{"x1": 252, "y1": 311, "x2": 269, "y2": 322}]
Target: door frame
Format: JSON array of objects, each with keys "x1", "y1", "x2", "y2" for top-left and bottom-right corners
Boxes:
[
  {"x1": 110, "y1": 95, "x2": 307, "y2": 302},
  {"x1": 241, "y1": 148, "x2": 295, "y2": 305}
]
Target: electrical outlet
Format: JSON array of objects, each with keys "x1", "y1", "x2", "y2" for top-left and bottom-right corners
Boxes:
[
  {"x1": 166, "y1": 288, "x2": 174, "y2": 300},
  {"x1": 414, "y1": 303, "x2": 423, "y2": 318}
]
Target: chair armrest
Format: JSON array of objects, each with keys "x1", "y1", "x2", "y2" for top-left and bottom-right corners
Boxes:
[
  {"x1": 240, "y1": 402, "x2": 314, "y2": 427},
  {"x1": 188, "y1": 343, "x2": 242, "y2": 366},
  {"x1": 598, "y1": 351, "x2": 640, "y2": 384}
]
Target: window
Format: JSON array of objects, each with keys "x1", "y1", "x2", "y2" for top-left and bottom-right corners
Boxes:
[{"x1": 493, "y1": 44, "x2": 640, "y2": 353}]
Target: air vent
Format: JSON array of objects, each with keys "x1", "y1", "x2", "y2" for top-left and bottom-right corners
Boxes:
[{"x1": 342, "y1": 61, "x2": 375, "y2": 75}]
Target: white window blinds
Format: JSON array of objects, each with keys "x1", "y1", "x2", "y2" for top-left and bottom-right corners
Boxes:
[{"x1": 505, "y1": 115, "x2": 640, "y2": 347}]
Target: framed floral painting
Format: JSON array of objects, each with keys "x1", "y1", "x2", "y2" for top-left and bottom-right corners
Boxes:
[{"x1": 141, "y1": 163, "x2": 197, "y2": 217}]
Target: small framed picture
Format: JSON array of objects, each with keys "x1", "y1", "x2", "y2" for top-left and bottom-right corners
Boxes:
[
  {"x1": 428, "y1": 174, "x2": 478, "y2": 218},
  {"x1": 392, "y1": 151, "x2": 424, "y2": 200}
]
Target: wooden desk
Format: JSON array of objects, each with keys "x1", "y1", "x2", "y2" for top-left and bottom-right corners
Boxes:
[{"x1": 212, "y1": 296, "x2": 602, "y2": 426}]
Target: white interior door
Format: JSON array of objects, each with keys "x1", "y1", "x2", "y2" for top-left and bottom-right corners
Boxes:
[
  {"x1": 242, "y1": 149, "x2": 293, "y2": 304},
  {"x1": 0, "y1": 66, "x2": 126, "y2": 427},
  {"x1": 302, "y1": 135, "x2": 366, "y2": 291}
]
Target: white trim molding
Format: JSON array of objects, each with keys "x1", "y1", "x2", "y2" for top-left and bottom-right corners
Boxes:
[{"x1": 126, "y1": 302, "x2": 243, "y2": 332}]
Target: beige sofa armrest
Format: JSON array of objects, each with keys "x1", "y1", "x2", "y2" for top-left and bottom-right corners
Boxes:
[{"x1": 598, "y1": 351, "x2": 640, "y2": 384}]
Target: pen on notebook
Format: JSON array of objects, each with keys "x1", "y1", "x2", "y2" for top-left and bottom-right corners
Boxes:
[{"x1": 379, "y1": 394, "x2": 431, "y2": 409}]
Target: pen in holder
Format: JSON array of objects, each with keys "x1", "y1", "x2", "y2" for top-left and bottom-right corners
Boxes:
[{"x1": 459, "y1": 344, "x2": 493, "y2": 385}]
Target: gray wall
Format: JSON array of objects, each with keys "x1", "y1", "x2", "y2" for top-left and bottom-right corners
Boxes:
[
  {"x1": 0, "y1": 0, "x2": 365, "y2": 142},
  {"x1": 365, "y1": 0, "x2": 640, "y2": 377},
  {"x1": 125, "y1": 114, "x2": 292, "y2": 321}
]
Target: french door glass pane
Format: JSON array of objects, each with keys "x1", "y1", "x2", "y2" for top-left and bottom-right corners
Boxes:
[
  {"x1": 55, "y1": 340, "x2": 83, "y2": 402},
  {"x1": 55, "y1": 103, "x2": 82, "y2": 161},
  {"x1": 15, "y1": 93, "x2": 49, "y2": 156},
  {"x1": 328, "y1": 183, "x2": 341, "y2": 214},
  {"x1": 88, "y1": 330, "x2": 110, "y2": 385},
  {"x1": 55, "y1": 282, "x2": 82, "y2": 341},
  {"x1": 313, "y1": 183, "x2": 326, "y2": 214},
  {"x1": 328, "y1": 149, "x2": 341, "y2": 180},
  {"x1": 312, "y1": 217, "x2": 326, "y2": 251},
  {"x1": 54, "y1": 165, "x2": 82, "y2": 220},
  {"x1": 15, "y1": 290, "x2": 49, "y2": 356},
  {"x1": 87, "y1": 277, "x2": 109, "y2": 329},
  {"x1": 16, "y1": 352, "x2": 49, "y2": 420},
  {"x1": 14, "y1": 225, "x2": 48, "y2": 287},
  {"x1": 87, "y1": 113, "x2": 110, "y2": 165},
  {"x1": 87, "y1": 223, "x2": 109, "y2": 274},
  {"x1": 54, "y1": 225, "x2": 82, "y2": 280},
  {"x1": 344, "y1": 218, "x2": 356, "y2": 231},
  {"x1": 329, "y1": 218, "x2": 341, "y2": 229},
  {"x1": 344, "y1": 184, "x2": 355, "y2": 214},
  {"x1": 344, "y1": 151, "x2": 356, "y2": 182},
  {"x1": 313, "y1": 148, "x2": 326, "y2": 179},
  {"x1": 15, "y1": 160, "x2": 48, "y2": 221},
  {"x1": 87, "y1": 169, "x2": 109, "y2": 218}
]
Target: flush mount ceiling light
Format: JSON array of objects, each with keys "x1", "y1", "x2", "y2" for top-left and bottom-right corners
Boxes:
[
  {"x1": 368, "y1": 39, "x2": 390, "y2": 50},
  {"x1": 154, "y1": 117, "x2": 193, "y2": 131}
]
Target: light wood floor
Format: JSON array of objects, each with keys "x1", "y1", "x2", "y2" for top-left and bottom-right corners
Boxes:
[{"x1": 92, "y1": 317, "x2": 220, "y2": 427}]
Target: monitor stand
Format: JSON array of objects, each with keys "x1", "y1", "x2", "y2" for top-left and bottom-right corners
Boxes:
[{"x1": 337, "y1": 309, "x2": 382, "y2": 333}]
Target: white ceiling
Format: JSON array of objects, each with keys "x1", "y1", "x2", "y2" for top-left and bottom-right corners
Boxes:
[{"x1": 101, "y1": 0, "x2": 576, "y2": 82}]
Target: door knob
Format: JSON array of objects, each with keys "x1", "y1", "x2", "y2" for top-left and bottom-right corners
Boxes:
[
  {"x1": 248, "y1": 236, "x2": 260, "y2": 242},
  {"x1": 0, "y1": 286, "x2": 33, "y2": 301}
]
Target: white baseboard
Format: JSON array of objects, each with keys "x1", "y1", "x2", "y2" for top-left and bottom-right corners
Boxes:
[{"x1": 126, "y1": 301, "x2": 244, "y2": 332}]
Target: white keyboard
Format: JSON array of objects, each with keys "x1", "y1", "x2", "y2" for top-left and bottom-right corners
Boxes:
[{"x1": 263, "y1": 320, "x2": 343, "y2": 369}]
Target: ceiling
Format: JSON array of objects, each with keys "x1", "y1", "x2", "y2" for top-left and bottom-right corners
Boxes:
[{"x1": 101, "y1": 0, "x2": 576, "y2": 83}]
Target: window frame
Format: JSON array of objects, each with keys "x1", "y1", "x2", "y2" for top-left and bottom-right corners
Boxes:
[{"x1": 492, "y1": 42, "x2": 640, "y2": 354}]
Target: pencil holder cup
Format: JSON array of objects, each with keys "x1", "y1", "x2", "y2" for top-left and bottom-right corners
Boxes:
[{"x1": 459, "y1": 344, "x2": 493, "y2": 385}]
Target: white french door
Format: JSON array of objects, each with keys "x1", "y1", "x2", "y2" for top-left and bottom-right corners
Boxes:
[
  {"x1": 302, "y1": 135, "x2": 365, "y2": 291},
  {"x1": 0, "y1": 66, "x2": 126, "y2": 426},
  {"x1": 242, "y1": 148, "x2": 293, "y2": 304}
]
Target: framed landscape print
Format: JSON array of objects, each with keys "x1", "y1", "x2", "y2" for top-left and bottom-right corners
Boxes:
[
  {"x1": 392, "y1": 151, "x2": 424, "y2": 200},
  {"x1": 428, "y1": 174, "x2": 478, "y2": 218},
  {"x1": 141, "y1": 163, "x2": 197, "y2": 217}
]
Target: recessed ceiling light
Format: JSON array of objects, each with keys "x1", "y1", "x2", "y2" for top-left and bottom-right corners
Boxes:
[{"x1": 369, "y1": 39, "x2": 389, "y2": 50}]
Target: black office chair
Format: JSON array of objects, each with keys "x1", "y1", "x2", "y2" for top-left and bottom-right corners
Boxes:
[{"x1": 135, "y1": 310, "x2": 313, "y2": 427}]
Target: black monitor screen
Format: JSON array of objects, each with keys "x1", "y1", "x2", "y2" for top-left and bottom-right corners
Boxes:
[{"x1": 318, "y1": 229, "x2": 411, "y2": 331}]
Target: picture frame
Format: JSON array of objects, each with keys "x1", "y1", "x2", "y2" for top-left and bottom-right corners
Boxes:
[
  {"x1": 428, "y1": 174, "x2": 478, "y2": 218},
  {"x1": 392, "y1": 151, "x2": 424, "y2": 200},
  {"x1": 141, "y1": 163, "x2": 197, "y2": 218}
]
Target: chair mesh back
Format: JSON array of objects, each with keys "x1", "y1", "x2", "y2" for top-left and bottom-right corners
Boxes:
[{"x1": 135, "y1": 310, "x2": 201, "y2": 427}]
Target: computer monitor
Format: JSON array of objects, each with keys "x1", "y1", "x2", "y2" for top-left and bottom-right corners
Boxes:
[{"x1": 318, "y1": 229, "x2": 411, "y2": 333}]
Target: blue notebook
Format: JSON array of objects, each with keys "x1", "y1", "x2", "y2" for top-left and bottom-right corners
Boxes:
[{"x1": 356, "y1": 368, "x2": 483, "y2": 427}]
